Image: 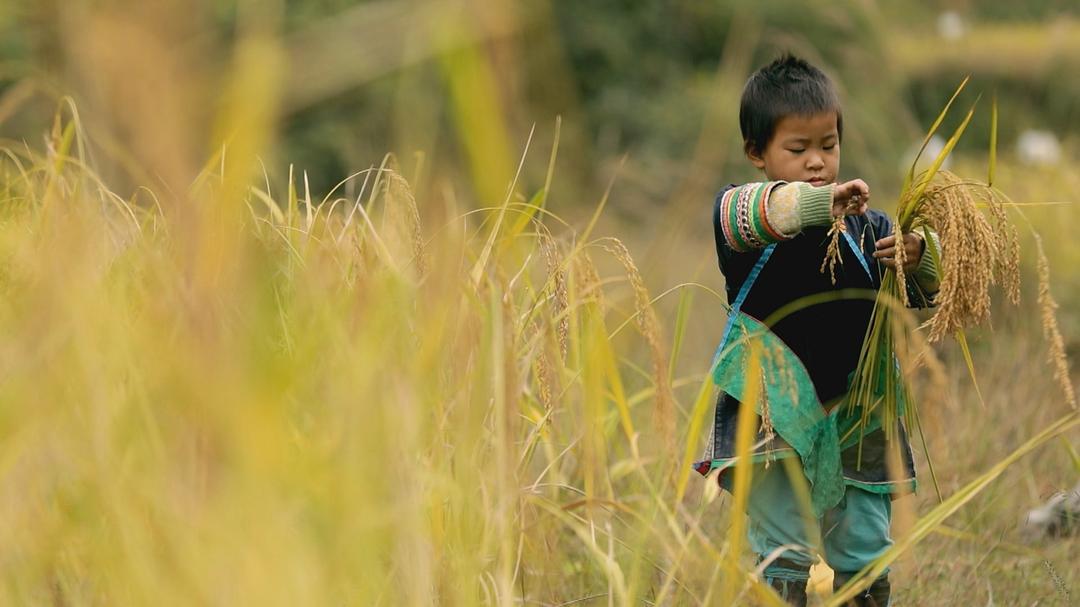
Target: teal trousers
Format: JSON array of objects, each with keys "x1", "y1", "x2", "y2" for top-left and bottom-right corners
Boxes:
[{"x1": 745, "y1": 459, "x2": 893, "y2": 581}]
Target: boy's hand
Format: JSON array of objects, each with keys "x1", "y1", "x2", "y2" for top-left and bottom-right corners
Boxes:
[
  {"x1": 831, "y1": 179, "x2": 870, "y2": 218},
  {"x1": 873, "y1": 231, "x2": 924, "y2": 272}
]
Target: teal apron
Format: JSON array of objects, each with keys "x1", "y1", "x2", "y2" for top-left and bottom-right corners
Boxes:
[{"x1": 695, "y1": 232, "x2": 915, "y2": 516}]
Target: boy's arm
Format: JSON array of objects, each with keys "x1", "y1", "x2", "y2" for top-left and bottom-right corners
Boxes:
[{"x1": 715, "y1": 180, "x2": 868, "y2": 252}]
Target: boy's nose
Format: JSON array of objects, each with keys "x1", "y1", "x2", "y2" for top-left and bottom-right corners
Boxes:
[{"x1": 806, "y1": 153, "x2": 824, "y2": 170}]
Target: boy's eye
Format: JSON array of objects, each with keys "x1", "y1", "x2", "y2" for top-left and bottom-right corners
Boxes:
[
  {"x1": 824, "y1": 144, "x2": 837, "y2": 150},
  {"x1": 787, "y1": 148, "x2": 805, "y2": 154}
]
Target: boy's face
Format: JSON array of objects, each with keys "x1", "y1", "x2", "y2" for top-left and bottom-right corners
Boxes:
[{"x1": 748, "y1": 112, "x2": 840, "y2": 186}]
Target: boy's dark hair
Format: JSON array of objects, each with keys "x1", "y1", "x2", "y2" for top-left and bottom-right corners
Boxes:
[{"x1": 739, "y1": 54, "x2": 843, "y2": 157}]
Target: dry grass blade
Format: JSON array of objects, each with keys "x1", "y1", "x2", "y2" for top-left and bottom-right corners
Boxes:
[
  {"x1": 828, "y1": 412, "x2": 1080, "y2": 606},
  {"x1": 721, "y1": 336, "x2": 762, "y2": 606},
  {"x1": 901, "y1": 98, "x2": 980, "y2": 223},
  {"x1": 905, "y1": 76, "x2": 970, "y2": 187}
]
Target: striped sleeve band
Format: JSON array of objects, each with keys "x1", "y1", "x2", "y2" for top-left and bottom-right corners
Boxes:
[{"x1": 717, "y1": 182, "x2": 792, "y2": 252}]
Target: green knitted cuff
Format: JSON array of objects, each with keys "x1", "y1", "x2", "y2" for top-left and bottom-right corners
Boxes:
[
  {"x1": 796, "y1": 183, "x2": 834, "y2": 228},
  {"x1": 913, "y1": 230, "x2": 941, "y2": 292}
]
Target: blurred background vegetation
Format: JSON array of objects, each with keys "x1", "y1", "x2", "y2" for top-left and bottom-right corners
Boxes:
[
  {"x1": 4, "y1": 1, "x2": 1078, "y2": 306},
  {"x1": 3, "y1": 1, "x2": 1078, "y2": 204}
]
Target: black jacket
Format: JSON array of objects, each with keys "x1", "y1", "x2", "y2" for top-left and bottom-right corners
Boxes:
[
  {"x1": 704, "y1": 184, "x2": 927, "y2": 493},
  {"x1": 714, "y1": 194, "x2": 899, "y2": 405}
]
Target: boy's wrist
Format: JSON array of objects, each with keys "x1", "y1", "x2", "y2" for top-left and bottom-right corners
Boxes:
[{"x1": 796, "y1": 183, "x2": 834, "y2": 228}]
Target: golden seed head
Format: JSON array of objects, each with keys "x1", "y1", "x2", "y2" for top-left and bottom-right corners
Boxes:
[
  {"x1": 601, "y1": 237, "x2": 676, "y2": 458},
  {"x1": 917, "y1": 171, "x2": 1018, "y2": 342},
  {"x1": 820, "y1": 215, "x2": 846, "y2": 285},
  {"x1": 1034, "y1": 235, "x2": 1076, "y2": 409}
]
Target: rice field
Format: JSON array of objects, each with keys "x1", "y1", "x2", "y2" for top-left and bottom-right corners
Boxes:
[{"x1": 0, "y1": 2, "x2": 1077, "y2": 606}]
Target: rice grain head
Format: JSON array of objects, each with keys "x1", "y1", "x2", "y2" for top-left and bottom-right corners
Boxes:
[
  {"x1": 918, "y1": 171, "x2": 1011, "y2": 342},
  {"x1": 820, "y1": 215, "x2": 846, "y2": 285},
  {"x1": 600, "y1": 238, "x2": 676, "y2": 464},
  {"x1": 892, "y1": 220, "x2": 909, "y2": 308},
  {"x1": 530, "y1": 320, "x2": 554, "y2": 411},
  {"x1": 383, "y1": 170, "x2": 426, "y2": 277},
  {"x1": 574, "y1": 250, "x2": 604, "y2": 308},
  {"x1": 1034, "y1": 235, "x2": 1077, "y2": 409},
  {"x1": 538, "y1": 230, "x2": 569, "y2": 360},
  {"x1": 986, "y1": 189, "x2": 1021, "y2": 306}
]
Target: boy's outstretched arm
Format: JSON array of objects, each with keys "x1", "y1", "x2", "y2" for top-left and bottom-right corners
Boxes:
[{"x1": 715, "y1": 179, "x2": 869, "y2": 252}]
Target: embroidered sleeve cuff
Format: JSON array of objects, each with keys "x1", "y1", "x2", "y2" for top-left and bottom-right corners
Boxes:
[
  {"x1": 795, "y1": 183, "x2": 834, "y2": 228},
  {"x1": 717, "y1": 182, "x2": 787, "y2": 251},
  {"x1": 717, "y1": 181, "x2": 835, "y2": 252}
]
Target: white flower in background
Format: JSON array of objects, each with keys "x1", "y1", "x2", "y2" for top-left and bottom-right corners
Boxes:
[
  {"x1": 902, "y1": 134, "x2": 952, "y2": 175},
  {"x1": 937, "y1": 11, "x2": 966, "y2": 40},
  {"x1": 1017, "y1": 130, "x2": 1062, "y2": 166}
]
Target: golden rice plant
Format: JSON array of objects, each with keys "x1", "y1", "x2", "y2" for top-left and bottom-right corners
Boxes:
[
  {"x1": 842, "y1": 81, "x2": 1076, "y2": 465},
  {"x1": 825, "y1": 81, "x2": 1079, "y2": 605}
]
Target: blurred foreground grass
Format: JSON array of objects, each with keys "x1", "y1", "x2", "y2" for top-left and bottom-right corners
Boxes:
[
  {"x1": 0, "y1": 105, "x2": 787, "y2": 604},
  {"x1": 1, "y1": 104, "x2": 1077, "y2": 606}
]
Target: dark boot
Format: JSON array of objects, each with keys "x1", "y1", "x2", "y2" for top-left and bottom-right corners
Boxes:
[
  {"x1": 833, "y1": 572, "x2": 890, "y2": 606},
  {"x1": 764, "y1": 575, "x2": 808, "y2": 606},
  {"x1": 761, "y1": 557, "x2": 810, "y2": 606}
]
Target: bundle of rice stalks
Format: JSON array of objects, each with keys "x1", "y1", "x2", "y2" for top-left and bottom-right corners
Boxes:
[
  {"x1": 839, "y1": 82, "x2": 980, "y2": 451},
  {"x1": 839, "y1": 81, "x2": 1074, "y2": 465}
]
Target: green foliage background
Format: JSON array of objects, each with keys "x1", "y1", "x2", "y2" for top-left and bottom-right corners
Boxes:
[{"x1": 2, "y1": 1, "x2": 1077, "y2": 202}]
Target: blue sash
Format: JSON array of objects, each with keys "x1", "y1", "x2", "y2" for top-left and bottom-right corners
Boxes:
[{"x1": 712, "y1": 227, "x2": 872, "y2": 365}]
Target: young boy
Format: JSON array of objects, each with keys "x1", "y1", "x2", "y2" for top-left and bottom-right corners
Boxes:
[{"x1": 695, "y1": 55, "x2": 940, "y2": 606}]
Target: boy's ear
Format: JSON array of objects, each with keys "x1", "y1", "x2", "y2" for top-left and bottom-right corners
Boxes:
[{"x1": 745, "y1": 143, "x2": 767, "y2": 170}]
